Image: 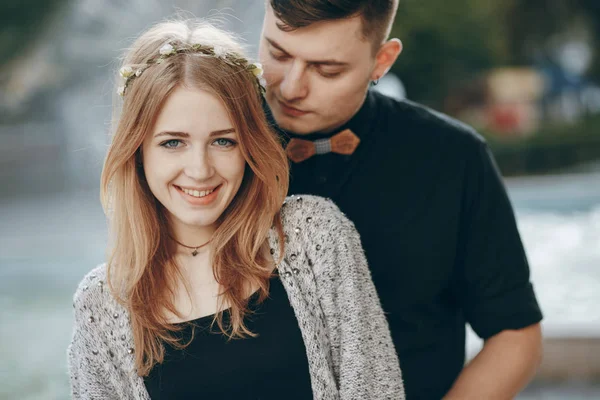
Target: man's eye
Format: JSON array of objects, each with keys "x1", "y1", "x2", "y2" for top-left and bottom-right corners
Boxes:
[
  {"x1": 271, "y1": 51, "x2": 289, "y2": 61},
  {"x1": 318, "y1": 70, "x2": 342, "y2": 79}
]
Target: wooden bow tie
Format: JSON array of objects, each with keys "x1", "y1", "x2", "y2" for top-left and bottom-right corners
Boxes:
[{"x1": 286, "y1": 129, "x2": 361, "y2": 163}]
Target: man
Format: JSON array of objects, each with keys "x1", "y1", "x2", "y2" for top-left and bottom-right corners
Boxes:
[{"x1": 257, "y1": 1, "x2": 543, "y2": 399}]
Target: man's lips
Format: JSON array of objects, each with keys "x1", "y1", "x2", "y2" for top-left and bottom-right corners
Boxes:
[{"x1": 278, "y1": 101, "x2": 310, "y2": 117}]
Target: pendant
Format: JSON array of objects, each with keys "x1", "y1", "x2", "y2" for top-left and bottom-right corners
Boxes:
[{"x1": 192, "y1": 249, "x2": 198, "y2": 256}]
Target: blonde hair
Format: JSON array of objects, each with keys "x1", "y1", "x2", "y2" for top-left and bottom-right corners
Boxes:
[{"x1": 100, "y1": 19, "x2": 289, "y2": 376}]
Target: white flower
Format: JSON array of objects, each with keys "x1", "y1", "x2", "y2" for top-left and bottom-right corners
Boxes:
[
  {"x1": 251, "y1": 63, "x2": 263, "y2": 78},
  {"x1": 159, "y1": 43, "x2": 175, "y2": 56},
  {"x1": 259, "y1": 76, "x2": 267, "y2": 89},
  {"x1": 119, "y1": 66, "x2": 134, "y2": 78},
  {"x1": 117, "y1": 86, "x2": 126, "y2": 96},
  {"x1": 213, "y1": 45, "x2": 227, "y2": 58},
  {"x1": 135, "y1": 68, "x2": 143, "y2": 77}
]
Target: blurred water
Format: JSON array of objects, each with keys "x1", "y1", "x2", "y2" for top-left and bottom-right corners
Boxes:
[
  {"x1": 0, "y1": 192, "x2": 106, "y2": 400},
  {"x1": 0, "y1": 171, "x2": 599, "y2": 399}
]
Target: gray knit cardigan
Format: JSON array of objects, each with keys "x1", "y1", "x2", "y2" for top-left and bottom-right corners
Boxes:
[{"x1": 68, "y1": 195, "x2": 405, "y2": 399}]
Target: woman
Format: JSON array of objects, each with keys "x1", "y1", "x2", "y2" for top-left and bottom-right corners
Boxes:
[{"x1": 67, "y1": 19, "x2": 404, "y2": 400}]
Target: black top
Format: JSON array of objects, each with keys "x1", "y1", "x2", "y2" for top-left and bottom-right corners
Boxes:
[
  {"x1": 273, "y1": 91, "x2": 543, "y2": 400},
  {"x1": 144, "y1": 275, "x2": 313, "y2": 400}
]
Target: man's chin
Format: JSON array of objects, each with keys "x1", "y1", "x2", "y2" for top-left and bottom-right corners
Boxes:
[
  {"x1": 278, "y1": 121, "x2": 316, "y2": 135},
  {"x1": 273, "y1": 113, "x2": 317, "y2": 135}
]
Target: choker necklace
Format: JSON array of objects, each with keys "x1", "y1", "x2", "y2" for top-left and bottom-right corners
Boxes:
[{"x1": 169, "y1": 236, "x2": 211, "y2": 256}]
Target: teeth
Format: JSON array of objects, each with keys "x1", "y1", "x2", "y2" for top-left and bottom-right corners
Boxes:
[{"x1": 181, "y1": 187, "x2": 215, "y2": 198}]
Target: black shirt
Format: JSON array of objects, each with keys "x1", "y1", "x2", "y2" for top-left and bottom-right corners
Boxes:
[
  {"x1": 275, "y1": 91, "x2": 543, "y2": 400},
  {"x1": 144, "y1": 275, "x2": 313, "y2": 399}
]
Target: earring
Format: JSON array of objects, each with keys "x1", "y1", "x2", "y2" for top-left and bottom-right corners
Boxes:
[{"x1": 372, "y1": 77, "x2": 380, "y2": 86}]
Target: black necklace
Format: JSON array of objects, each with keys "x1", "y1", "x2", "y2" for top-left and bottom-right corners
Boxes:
[{"x1": 169, "y1": 236, "x2": 211, "y2": 256}]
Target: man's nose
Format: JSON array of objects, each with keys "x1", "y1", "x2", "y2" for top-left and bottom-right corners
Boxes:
[{"x1": 280, "y1": 60, "x2": 308, "y2": 102}]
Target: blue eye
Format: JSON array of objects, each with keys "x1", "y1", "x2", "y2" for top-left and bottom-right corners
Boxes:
[
  {"x1": 160, "y1": 139, "x2": 182, "y2": 149},
  {"x1": 213, "y1": 138, "x2": 236, "y2": 148}
]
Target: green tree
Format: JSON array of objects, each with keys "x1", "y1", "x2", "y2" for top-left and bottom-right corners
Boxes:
[
  {"x1": 0, "y1": 0, "x2": 70, "y2": 67},
  {"x1": 504, "y1": 0, "x2": 599, "y2": 78},
  {"x1": 390, "y1": 0, "x2": 510, "y2": 107},
  {"x1": 391, "y1": 0, "x2": 600, "y2": 107}
]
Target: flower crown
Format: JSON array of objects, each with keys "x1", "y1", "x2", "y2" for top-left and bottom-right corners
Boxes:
[{"x1": 117, "y1": 42, "x2": 266, "y2": 97}]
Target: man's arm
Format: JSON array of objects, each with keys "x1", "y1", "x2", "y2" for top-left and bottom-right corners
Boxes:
[
  {"x1": 451, "y1": 139, "x2": 543, "y2": 398},
  {"x1": 444, "y1": 324, "x2": 543, "y2": 399}
]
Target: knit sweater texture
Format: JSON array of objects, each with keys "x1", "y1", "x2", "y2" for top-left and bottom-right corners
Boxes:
[{"x1": 67, "y1": 195, "x2": 405, "y2": 399}]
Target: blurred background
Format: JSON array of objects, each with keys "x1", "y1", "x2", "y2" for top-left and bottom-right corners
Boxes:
[{"x1": 0, "y1": 0, "x2": 599, "y2": 399}]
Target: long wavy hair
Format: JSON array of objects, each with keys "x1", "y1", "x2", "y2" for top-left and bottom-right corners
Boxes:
[{"x1": 100, "y1": 19, "x2": 289, "y2": 376}]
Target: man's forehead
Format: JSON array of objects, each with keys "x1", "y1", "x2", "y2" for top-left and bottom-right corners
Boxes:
[{"x1": 263, "y1": 6, "x2": 369, "y2": 61}]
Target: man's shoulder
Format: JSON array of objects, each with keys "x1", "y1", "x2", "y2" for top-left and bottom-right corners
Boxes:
[{"x1": 373, "y1": 91, "x2": 486, "y2": 151}]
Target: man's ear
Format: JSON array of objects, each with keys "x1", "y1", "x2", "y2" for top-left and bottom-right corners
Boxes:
[{"x1": 371, "y1": 38, "x2": 403, "y2": 81}]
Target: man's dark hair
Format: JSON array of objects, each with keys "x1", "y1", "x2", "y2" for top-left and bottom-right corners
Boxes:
[{"x1": 269, "y1": 0, "x2": 399, "y2": 46}]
